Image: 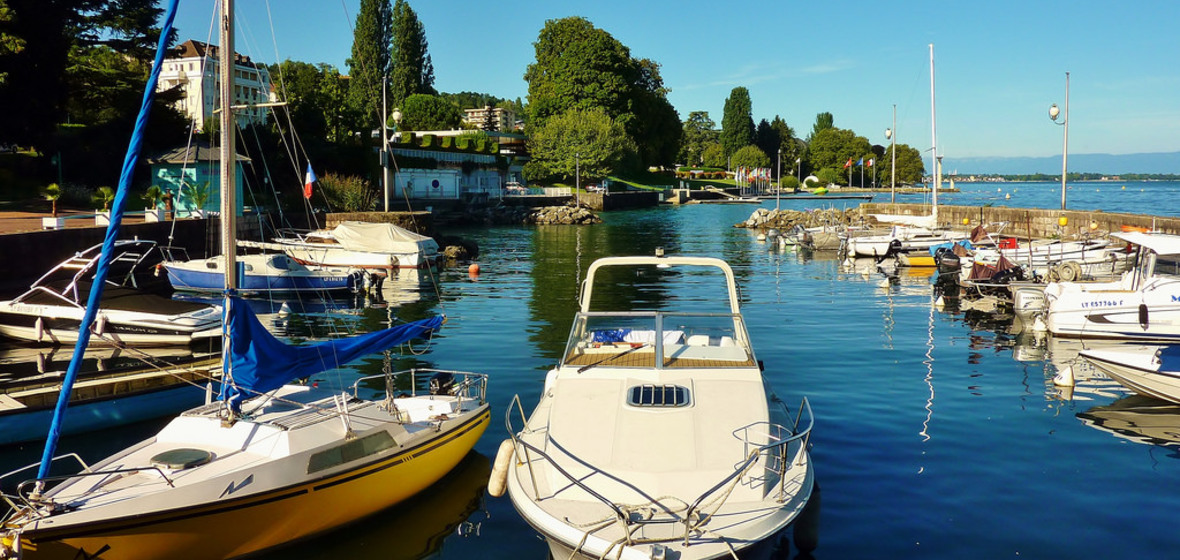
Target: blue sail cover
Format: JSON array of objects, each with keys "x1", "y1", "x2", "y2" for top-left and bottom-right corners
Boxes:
[
  {"x1": 1156, "y1": 345, "x2": 1180, "y2": 372},
  {"x1": 218, "y1": 298, "x2": 444, "y2": 410}
]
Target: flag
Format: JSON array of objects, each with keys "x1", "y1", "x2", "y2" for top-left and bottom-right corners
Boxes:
[
  {"x1": 303, "y1": 163, "x2": 317, "y2": 199},
  {"x1": 856, "y1": 158, "x2": 864, "y2": 167},
  {"x1": 868, "y1": 158, "x2": 874, "y2": 167},
  {"x1": 844, "y1": 158, "x2": 853, "y2": 169}
]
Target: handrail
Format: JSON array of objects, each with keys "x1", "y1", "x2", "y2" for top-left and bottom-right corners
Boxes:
[
  {"x1": 5, "y1": 464, "x2": 176, "y2": 520},
  {"x1": 505, "y1": 393, "x2": 815, "y2": 543},
  {"x1": 351, "y1": 368, "x2": 488, "y2": 404}
]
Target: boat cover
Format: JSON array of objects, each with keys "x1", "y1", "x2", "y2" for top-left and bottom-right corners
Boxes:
[
  {"x1": 219, "y1": 297, "x2": 443, "y2": 410},
  {"x1": 330, "y1": 221, "x2": 439, "y2": 254},
  {"x1": 1156, "y1": 346, "x2": 1180, "y2": 372}
]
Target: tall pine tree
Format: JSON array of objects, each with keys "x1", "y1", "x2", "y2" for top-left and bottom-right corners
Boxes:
[
  {"x1": 719, "y1": 86, "x2": 755, "y2": 159},
  {"x1": 389, "y1": 0, "x2": 434, "y2": 109},
  {"x1": 347, "y1": 0, "x2": 392, "y2": 133}
]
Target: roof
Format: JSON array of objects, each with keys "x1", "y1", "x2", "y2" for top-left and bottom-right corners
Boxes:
[
  {"x1": 148, "y1": 141, "x2": 251, "y2": 165},
  {"x1": 1111, "y1": 231, "x2": 1180, "y2": 256},
  {"x1": 170, "y1": 39, "x2": 260, "y2": 68}
]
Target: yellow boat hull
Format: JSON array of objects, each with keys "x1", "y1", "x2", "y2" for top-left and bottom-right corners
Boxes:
[{"x1": 19, "y1": 407, "x2": 490, "y2": 560}]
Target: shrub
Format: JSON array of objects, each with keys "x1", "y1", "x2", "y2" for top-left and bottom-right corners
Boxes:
[
  {"x1": 398, "y1": 131, "x2": 415, "y2": 144},
  {"x1": 440, "y1": 136, "x2": 453, "y2": 149},
  {"x1": 420, "y1": 134, "x2": 435, "y2": 148},
  {"x1": 455, "y1": 137, "x2": 470, "y2": 150},
  {"x1": 317, "y1": 172, "x2": 375, "y2": 212}
]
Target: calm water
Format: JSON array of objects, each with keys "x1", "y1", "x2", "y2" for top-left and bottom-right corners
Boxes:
[
  {"x1": 897, "y1": 179, "x2": 1180, "y2": 217},
  {"x1": 5, "y1": 182, "x2": 1180, "y2": 559}
]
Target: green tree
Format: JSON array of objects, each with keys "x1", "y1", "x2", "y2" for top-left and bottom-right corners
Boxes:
[
  {"x1": 881, "y1": 143, "x2": 925, "y2": 185},
  {"x1": 701, "y1": 142, "x2": 726, "y2": 168},
  {"x1": 806, "y1": 127, "x2": 871, "y2": 177},
  {"x1": 347, "y1": 0, "x2": 392, "y2": 132},
  {"x1": 731, "y1": 145, "x2": 770, "y2": 170},
  {"x1": 524, "y1": 16, "x2": 679, "y2": 168},
  {"x1": 808, "y1": 111, "x2": 834, "y2": 142},
  {"x1": 399, "y1": 93, "x2": 460, "y2": 131},
  {"x1": 527, "y1": 108, "x2": 636, "y2": 181},
  {"x1": 720, "y1": 87, "x2": 754, "y2": 158},
  {"x1": 0, "y1": 0, "x2": 25, "y2": 86},
  {"x1": 389, "y1": 0, "x2": 434, "y2": 108},
  {"x1": 754, "y1": 119, "x2": 778, "y2": 166},
  {"x1": 679, "y1": 111, "x2": 717, "y2": 166},
  {"x1": 770, "y1": 116, "x2": 802, "y2": 179}
]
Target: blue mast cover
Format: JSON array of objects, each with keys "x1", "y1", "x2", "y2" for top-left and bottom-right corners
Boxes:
[{"x1": 218, "y1": 299, "x2": 443, "y2": 410}]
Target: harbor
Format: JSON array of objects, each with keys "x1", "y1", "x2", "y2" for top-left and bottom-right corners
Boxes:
[{"x1": 4, "y1": 181, "x2": 1180, "y2": 558}]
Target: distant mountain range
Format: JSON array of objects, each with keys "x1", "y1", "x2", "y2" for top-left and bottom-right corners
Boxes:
[{"x1": 945, "y1": 151, "x2": 1180, "y2": 175}]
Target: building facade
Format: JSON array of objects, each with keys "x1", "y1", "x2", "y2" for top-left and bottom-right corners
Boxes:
[
  {"x1": 156, "y1": 39, "x2": 273, "y2": 129},
  {"x1": 462, "y1": 106, "x2": 516, "y2": 132}
]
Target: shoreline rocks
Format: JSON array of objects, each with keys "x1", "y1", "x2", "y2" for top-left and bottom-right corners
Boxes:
[{"x1": 737, "y1": 207, "x2": 863, "y2": 230}]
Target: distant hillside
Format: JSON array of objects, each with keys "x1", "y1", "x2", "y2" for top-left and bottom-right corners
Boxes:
[{"x1": 947, "y1": 151, "x2": 1180, "y2": 175}]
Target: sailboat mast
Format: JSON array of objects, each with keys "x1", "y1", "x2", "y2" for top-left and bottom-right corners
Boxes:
[
  {"x1": 219, "y1": 0, "x2": 237, "y2": 290},
  {"x1": 928, "y1": 43, "x2": 939, "y2": 222}
]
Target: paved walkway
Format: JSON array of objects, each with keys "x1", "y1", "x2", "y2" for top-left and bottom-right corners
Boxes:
[{"x1": 0, "y1": 210, "x2": 156, "y2": 235}]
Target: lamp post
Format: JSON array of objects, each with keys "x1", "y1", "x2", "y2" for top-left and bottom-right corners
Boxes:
[
  {"x1": 1050, "y1": 71, "x2": 1070, "y2": 211},
  {"x1": 886, "y1": 104, "x2": 896, "y2": 203},
  {"x1": 390, "y1": 107, "x2": 402, "y2": 205},
  {"x1": 381, "y1": 78, "x2": 389, "y2": 212},
  {"x1": 575, "y1": 152, "x2": 580, "y2": 207},
  {"x1": 795, "y1": 158, "x2": 801, "y2": 191},
  {"x1": 776, "y1": 148, "x2": 782, "y2": 211}
]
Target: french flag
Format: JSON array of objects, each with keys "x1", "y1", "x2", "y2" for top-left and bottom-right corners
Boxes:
[{"x1": 303, "y1": 163, "x2": 317, "y2": 199}]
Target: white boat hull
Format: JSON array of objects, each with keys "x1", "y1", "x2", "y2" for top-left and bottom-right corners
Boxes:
[{"x1": 1082, "y1": 347, "x2": 1180, "y2": 404}]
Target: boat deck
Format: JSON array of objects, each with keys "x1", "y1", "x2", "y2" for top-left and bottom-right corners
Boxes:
[{"x1": 563, "y1": 344, "x2": 756, "y2": 369}]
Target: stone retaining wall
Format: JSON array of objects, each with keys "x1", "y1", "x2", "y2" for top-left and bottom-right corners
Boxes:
[{"x1": 860, "y1": 203, "x2": 1180, "y2": 238}]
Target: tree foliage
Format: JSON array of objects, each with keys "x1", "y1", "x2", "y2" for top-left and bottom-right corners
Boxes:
[
  {"x1": 679, "y1": 111, "x2": 718, "y2": 166},
  {"x1": 0, "y1": 0, "x2": 25, "y2": 85},
  {"x1": 399, "y1": 93, "x2": 460, "y2": 131},
  {"x1": 524, "y1": 16, "x2": 679, "y2": 169},
  {"x1": 389, "y1": 0, "x2": 434, "y2": 107},
  {"x1": 731, "y1": 145, "x2": 770, "y2": 170},
  {"x1": 346, "y1": 0, "x2": 391, "y2": 132},
  {"x1": 808, "y1": 111, "x2": 834, "y2": 141},
  {"x1": 701, "y1": 143, "x2": 726, "y2": 168},
  {"x1": 527, "y1": 108, "x2": 636, "y2": 182},
  {"x1": 719, "y1": 87, "x2": 754, "y2": 157},
  {"x1": 806, "y1": 127, "x2": 871, "y2": 177},
  {"x1": 880, "y1": 143, "x2": 925, "y2": 185}
]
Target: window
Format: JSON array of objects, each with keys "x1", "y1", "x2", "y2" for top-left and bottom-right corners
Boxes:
[
  {"x1": 307, "y1": 431, "x2": 396, "y2": 474},
  {"x1": 628, "y1": 385, "x2": 691, "y2": 408}
]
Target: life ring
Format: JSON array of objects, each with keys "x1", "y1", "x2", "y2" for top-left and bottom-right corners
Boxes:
[{"x1": 1058, "y1": 261, "x2": 1082, "y2": 282}]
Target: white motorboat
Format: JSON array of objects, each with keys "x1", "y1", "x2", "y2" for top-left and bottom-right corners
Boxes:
[
  {"x1": 846, "y1": 225, "x2": 968, "y2": 257},
  {"x1": 1044, "y1": 231, "x2": 1180, "y2": 340},
  {"x1": 965, "y1": 238, "x2": 1129, "y2": 282},
  {"x1": 496, "y1": 252, "x2": 816, "y2": 560},
  {"x1": 243, "y1": 221, "x2": 440, "y2": 269},
  {"x1": 0, "y1": 6, "x2": 490, "y2": 558},
  {"x1": 0, "y1": 240, "x2": 221, "y2": 346},
  {"x1": 1081, "y1": 345, "x2": 1180, "y2": 404}
]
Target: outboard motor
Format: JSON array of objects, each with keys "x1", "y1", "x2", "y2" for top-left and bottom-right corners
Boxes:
[{"x1": 429, "y1": 371, "x2": 455, "y2": 395}]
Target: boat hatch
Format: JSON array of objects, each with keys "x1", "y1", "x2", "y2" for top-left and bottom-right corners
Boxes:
[
  {"x1": 151, "y1": 448, "x2": 214, "y2": 470},
  {"x1": 627, "y1": 384, "x2": 691, "y2": 408}
]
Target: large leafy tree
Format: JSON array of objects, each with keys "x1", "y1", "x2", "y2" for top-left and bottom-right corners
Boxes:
[
  {"x1": 701, "y1": 143, "x2": 725, "y2": 168},
  {"x1": 398, "y1": 93, "x2": 460, "y2": 131},
  {"x1": 806, "y1": 127, "x2": 872, "y2": 182},
  {"x1": 770, "y1": 116, "x2": 802, "y2": 178},
  {"x1": 679, "y1": 111, "x2": 717, "y2": 166},
  {"x1": 0, "y1": 0, "x2": 26, "y2": 86},
  {"x1": 346, "y1": 0, "x2": 392, "y2": 133},
  {"x1": 731, "y1": 145, "x2": 769, "y2": 170},
  {"x1": 527, "y1": 107, "x2": 636, "y2": 182},
  {"x1": 880, "y1": 143, "x2": 925, "y2": 185},
  {"x1": 524, "y1": 16, "x2": 679, "y2": 169},
  {"x1": 269, "y1": 60, "x2": 355, "y2": 144},
  {"x1": 719, "y1": 87, "x2": 754, "y2": 158},
  {"x1": 389, "y1": 0, "x2": 434, "y2": 109}
]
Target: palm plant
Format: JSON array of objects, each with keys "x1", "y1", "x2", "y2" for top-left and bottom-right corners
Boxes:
[
  {"x1": 142, "y1": 185, "x2": 163, "y2": 209},
  {"x1": 43, "y1": 183, "x2": 62, "y2": 217},
  {"x1": 184, "y1": 182, "x2": 211, "y2": 215},
  {"x1": 92, "y1": 186, "x2": 115, "y2": 212}
]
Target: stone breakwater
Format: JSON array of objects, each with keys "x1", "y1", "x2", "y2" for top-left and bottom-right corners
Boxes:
[
  {"x1": 464, "y1": 204, "x2": 603, "y2": 226},
  {"x1": 736, "y1": 207, "x2": 863, "y2": 230}
]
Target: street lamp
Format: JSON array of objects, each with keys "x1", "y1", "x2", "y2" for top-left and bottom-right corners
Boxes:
[
  {"x1": 389, "y1": 107, "x2": 402, "y2": 209},
  {"x1": 575, "y1": 152, "x2": 580, "y2": 207},
  {"x1": 776, "y1": 148, "x2": 782, "y2": 212},
  {"x1": 1050, "y1": 71, "x2": 1070, "y2": 211},
  {"x1": 886, "y1": 104, "x2": 896, "y2": 203},
  {"x1": 795, "y1": 158, "x2": 801, "y2": 190}
]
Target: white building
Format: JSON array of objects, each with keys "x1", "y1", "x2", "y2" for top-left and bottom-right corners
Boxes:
[{"x1": 156, "y1": 39, "x2": 273, "y2": 129}]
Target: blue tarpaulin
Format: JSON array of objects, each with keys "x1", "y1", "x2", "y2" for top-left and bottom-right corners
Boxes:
[{"x1": 218, "y1": 298, "x2": 443, "y2": 410}]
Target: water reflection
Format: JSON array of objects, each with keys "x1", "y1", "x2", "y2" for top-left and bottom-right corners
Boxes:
[
  {"x1": 1078, "y1": 395, "x2": 1180, "y2": 458},
  {"x1": 255, "y1": 452, "x2": 491, "y2": 560}
]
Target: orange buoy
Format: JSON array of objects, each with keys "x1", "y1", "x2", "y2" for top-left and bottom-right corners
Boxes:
[{"x1": 468, "y1": 263, "x2": 480, "y2": 274}]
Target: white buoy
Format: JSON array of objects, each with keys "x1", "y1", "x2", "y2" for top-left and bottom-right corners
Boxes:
[
  {"x1": 1005, "y1": 193, "x2": 1011, "y2": 200},
  {"x1": 277, "y1": 302, "x2": 292, "y2": 317},
  {"x1": 487, "y1": 439, "x2": 516, "y2": 498},
  {"x1": 1053, "y1": 365, "x2": 1075, "y2": 387}
]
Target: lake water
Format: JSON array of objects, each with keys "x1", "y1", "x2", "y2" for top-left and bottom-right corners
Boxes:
[{"x1": 5, "y1": 181, "x2": 1180, "y2": 559}]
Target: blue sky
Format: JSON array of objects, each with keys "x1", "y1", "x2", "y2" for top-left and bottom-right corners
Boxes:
[{"x1": 171, "y1": 0, "x2": 1179, "y2": 165}]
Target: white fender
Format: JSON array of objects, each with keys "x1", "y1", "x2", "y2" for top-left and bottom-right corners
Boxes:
[{"x1": 487, "y1": 439, "x2": 516, "y2": 498}]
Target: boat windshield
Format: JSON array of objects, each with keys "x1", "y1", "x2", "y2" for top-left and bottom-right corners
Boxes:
[{"x1": 561, "y1": 311, "x2": 755, "y2": 370}]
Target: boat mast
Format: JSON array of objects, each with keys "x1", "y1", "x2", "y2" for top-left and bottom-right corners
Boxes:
[
  {"x1": 929, "y1": 43, "x2": 939, "y2": 224},
  {"x1": 219, "y1": 0, "x2": 236, "y2": 289}
]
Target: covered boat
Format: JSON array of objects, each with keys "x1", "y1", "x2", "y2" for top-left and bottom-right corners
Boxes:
[
  {"x1": 248, "y1": 221, "x2": 440, "y2": 269},
  {"x1": 163, "y1": 252, "x2": 363, "y2": 295}
]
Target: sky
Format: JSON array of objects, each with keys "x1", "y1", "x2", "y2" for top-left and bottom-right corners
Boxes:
[{"x1": 167, "y1": 0, "x2": 1180, "y2": 168}]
